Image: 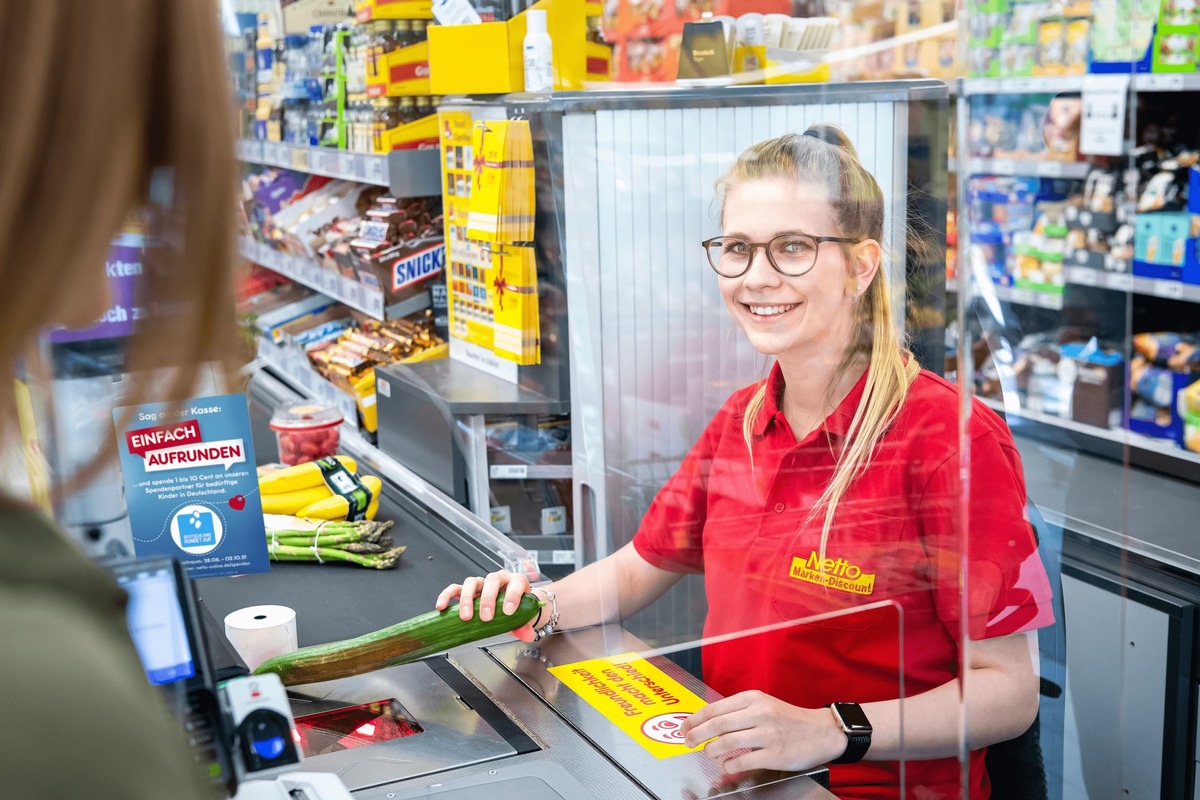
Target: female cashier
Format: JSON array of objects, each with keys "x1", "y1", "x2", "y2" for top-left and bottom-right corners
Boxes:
[{"x1": 436, "y1": 125, "x2": 1054, "y2": 799}]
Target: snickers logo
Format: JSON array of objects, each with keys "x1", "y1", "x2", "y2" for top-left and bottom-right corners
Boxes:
[{"x1": 392, "y1": 243, "x2": 446, "y2": 291}]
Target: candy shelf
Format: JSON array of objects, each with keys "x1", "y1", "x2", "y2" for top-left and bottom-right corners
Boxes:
[
  {"x1": 255, "y1": 337, "x2": 360, "y2": 430},
  {"x1": 241, "y1": 236, "x2": 434, "y2": 321},
  {"x1": 241, "y1": 237, "x2": 389, "y2": 318},
  {"x1": 237, "y1": 140, "x2": 442, "y2": 198}
]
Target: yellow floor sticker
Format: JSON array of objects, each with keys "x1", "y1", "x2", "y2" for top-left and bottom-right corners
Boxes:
[{"x1": 547, "y1": 652, "x2": 709, "y2": 759}]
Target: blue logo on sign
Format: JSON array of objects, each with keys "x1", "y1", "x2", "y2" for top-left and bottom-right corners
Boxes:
[
  {"x1": 392, "y1": 244, "x2": 446, "y2": 291},
  {"x1": 180, "y1": 510, "x2": 216, "y2": 546}
]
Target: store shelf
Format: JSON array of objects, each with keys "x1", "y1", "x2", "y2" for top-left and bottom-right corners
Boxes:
[
  {"x1": 241, "y1": 236, "x2": 424, "y2": 320},
  {"x1": 961, "y1": 76, "x2": 1085, "y2": 96},
  {"x1": 949, "y1": 277, "x2": 1064, "y2": 308},
  {"x1": 237, "y1": 139, "x2": 442, "y2": 197},
  {"x1": 963, "y1": 74, "x2": 1200, "y2": 96},
  {"x1": 1133, "y1": 73, "x2": 1200, "y2": 92},
  {"x1": 952, "y1": 267, "x2": 1200, "y2": 303},
  {"x1": 489, "y1": 463, "x2": 573, "y2": 480},
  {"x1": 511, "y1": 535, "x2": 576, "y2": 567},
  {"x1": 981, "y1": 396, "x2": 1200, "y2": 468},
  {"x1": 239, "y1": 139, "x2": 389, "y2": 184},
  {"x1": 965, "y1": 157, "x2": 1090, "y2": 179},
  {"x1": 380, "y1": 358, "x2": 570, "y2": 417},
  {"x1": 1064, "y1": 266, "x2": 1200, "y2": 302},
  {"x1": 255, "y1": 337, "x2": 360, "y2": 428}
]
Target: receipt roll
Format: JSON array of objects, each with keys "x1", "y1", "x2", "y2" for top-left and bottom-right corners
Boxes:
[{"x1": 224, "y1": 605, "x2": 298, "y2": 671}]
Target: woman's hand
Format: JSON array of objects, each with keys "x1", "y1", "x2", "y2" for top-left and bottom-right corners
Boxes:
[
  {"x1": 681, "y1": 691, "x2": 848, "y2": 774},
  {"x1": 435, "y1": 570, "x2": 543, "y2": 643}
]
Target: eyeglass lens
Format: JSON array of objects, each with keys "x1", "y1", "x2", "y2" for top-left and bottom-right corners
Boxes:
[{"x1": 704, "y1": 235, "x2": 818, "y2": 277}]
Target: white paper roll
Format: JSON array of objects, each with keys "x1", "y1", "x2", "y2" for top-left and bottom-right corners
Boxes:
[{"x1": 224, "y1": 605, "x2": 298, "y2": 671}]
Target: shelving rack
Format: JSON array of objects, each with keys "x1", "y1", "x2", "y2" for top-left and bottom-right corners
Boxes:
[
  {"x1": 954, "y1": 71, "x2": 1200, "y2": 481},
  {"x1": 237, "y1": 139, "x2": 441, "y2": 195},
  {"x1": 237, "y1": 140, "x2": 443, "y2": 320}
]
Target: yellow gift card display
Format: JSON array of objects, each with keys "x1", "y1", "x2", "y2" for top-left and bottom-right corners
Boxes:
[
  {"x1": 441, "y1": 111, "x2": 493, "y2": 353},
  {"x1": 466, "y1": 120, "x2": 535, "y2": 245},
  {"x1": 491, "y1": 247, "x2": 540, "y2": 364},
  {"x1": 442, "y1": 114, "x2": 540, "y2": 366},
  {"x1": 547, "y1": 652, "x2": 711, "y2": 760}
]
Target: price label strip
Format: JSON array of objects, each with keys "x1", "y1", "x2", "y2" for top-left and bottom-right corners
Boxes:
[
  {"x1": 1153, "y1": 280, "x2": 1183, "y2": 299},
  {"x1": 364, "y1": 155, "x2": 387, "y2": 185},
  {"x1": 490, "y1": 464, "x2": 528, "y2": 479},
  {"x1": 547, "y1": 653, "x2": 714, "y2": 759}
]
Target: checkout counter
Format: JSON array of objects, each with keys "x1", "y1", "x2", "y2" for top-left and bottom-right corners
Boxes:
[{"x1": 204, "y1": 371, "x2": 836, "y2": 799}]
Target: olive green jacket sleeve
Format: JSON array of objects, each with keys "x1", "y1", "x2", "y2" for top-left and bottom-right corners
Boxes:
[{"x1": 0, "y1": 501, "x2": 216, "y2": 799}]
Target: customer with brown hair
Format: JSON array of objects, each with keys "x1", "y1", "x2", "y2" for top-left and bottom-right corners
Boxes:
[{"x1": 0, "y1": 2, "x2": 240, "y2": 796}]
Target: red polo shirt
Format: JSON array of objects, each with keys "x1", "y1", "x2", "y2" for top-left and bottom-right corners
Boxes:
[{"x1": 633, "y1": 363, "x2": 1054, "y2": 800}]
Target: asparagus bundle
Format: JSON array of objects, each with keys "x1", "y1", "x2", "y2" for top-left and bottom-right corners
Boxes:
[{"x1": 264, "y1": 514, "x2": 404, "y2": 569}]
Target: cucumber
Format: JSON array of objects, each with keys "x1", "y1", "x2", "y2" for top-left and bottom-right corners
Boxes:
[{"x1": 252, "y1": 593, "x2": 543, "y2": 686}]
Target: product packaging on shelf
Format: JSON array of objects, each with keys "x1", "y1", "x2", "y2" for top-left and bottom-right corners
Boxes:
[
  {"x1": 428, "y1": 0, "x2": 593, "y2": 93},
  {"x1": 1062, "y1": 339, "x2": 1125, "y2": 428},
  {"x1": 307, "y1": 312, "x2": 447, "y2": 433},
  {"x1": 1127, "y1": 332, "x2": 1200, "y2": 448}
]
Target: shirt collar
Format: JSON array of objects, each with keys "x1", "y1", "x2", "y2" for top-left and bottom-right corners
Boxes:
[{"x1": 751, "y1": 361, "x2": 870, "y2": 441}]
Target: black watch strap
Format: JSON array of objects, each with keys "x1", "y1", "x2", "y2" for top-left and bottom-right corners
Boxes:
[
  {"x1": 830, "y1": 730, "x2": 871, "y2": 764},
  {"x1": 829, "y1": 703, "x2": 872, "y2": 765}
]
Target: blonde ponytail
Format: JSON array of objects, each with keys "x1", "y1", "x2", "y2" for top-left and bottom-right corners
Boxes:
[{"x1": 727, "y1": 125, "x2": 920, "y2": 564}]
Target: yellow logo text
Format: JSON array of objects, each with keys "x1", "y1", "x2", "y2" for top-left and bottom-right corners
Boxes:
[{"x1": 789, "y1": 551, "x2": 876, "y2": 595}]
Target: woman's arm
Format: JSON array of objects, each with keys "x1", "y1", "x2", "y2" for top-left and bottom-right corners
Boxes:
[
  {"x1": 436, "y1": 542, "x2": 684, "y2": 636},
  {"x1": 682, "y1": 631, "x2": 1040, "y2": 772},
  {"x1": 860, "y1": 631, "x2": 1039, "y2": 759}
]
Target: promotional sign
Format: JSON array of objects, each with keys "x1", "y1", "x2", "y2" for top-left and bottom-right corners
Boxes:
[
  {"x1": 114, "y1": 394, "x2": 268, "y2": 579},
  {"x1": 49, "y1": 233, "x2": 146, "y2": 344},
  {"x1": 547, "y1": 652, "x2": 711, "y2": 759}
]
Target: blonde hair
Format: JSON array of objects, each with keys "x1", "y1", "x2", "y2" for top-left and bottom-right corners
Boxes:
[
  {"x1": 718, "y1": 125, "x2": 921, "y2": 562},
  {"x1": 0, "y1": 2, "x2": 241, "y2": 493}
]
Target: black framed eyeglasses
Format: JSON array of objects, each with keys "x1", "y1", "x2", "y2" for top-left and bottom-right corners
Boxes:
[{"x1": 701, "y1": 233, "x2": 862, "y2": 278}]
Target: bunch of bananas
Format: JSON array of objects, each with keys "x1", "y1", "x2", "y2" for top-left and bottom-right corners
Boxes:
[{"x1": 260, "y1": 456, "x2": 383, "y2": 520}]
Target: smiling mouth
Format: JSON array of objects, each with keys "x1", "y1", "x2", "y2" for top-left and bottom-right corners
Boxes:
[{"x1": 745, "y1": 303, "x2": 799, "y2": 317}]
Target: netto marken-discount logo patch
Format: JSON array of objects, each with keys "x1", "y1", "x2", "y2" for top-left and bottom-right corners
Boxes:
[{"x1": 789, "y1": 551, "x2": 876, "y2": 595}]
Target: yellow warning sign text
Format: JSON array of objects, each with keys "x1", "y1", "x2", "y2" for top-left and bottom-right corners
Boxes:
[{"x1": 548, "y1": 652, "x2": 710, "y2": 759}]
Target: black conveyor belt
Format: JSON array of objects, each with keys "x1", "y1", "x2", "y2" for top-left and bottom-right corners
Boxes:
[
  {"x1": 196, "y1": 491, "x2": 488, "y2": 647},
  {"x1": 192, "y1": 386, "x2": 492, "y2": 648}
]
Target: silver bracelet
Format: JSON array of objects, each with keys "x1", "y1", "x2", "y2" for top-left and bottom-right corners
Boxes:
[{"x1": 533, "y1": 588, "x2": 560, "y2": 641}]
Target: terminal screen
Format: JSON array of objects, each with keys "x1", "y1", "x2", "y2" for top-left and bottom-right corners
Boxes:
[{"x1": 117, "y1": 567, "x2": 196, "y2": 685}]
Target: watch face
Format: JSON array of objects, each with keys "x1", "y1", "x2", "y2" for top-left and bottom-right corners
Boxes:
[{"x1": 833, "y1": 703, "x2": 872, "y2": 733}]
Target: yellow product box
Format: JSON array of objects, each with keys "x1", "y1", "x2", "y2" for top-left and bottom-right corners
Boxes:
[
  {"x1": 586, "y1": 40, "x2": 612, "y2": 81},
  {"x1": 429, "y1": 0, "x2": 588, "y2": 94},
  {"x1": 1034, "y1": 20, "x2": 1067, "y2": 76},
  {"x1": 763, "y1": 57, "x2": 830, "y2": 84},
  {"x1": 367, "y1": 41, "x2": 432, "y2": 97},
  {"x1": 356, "y1": 0, "x2": 433, "y2": 22},
  {"x1": 733, "y1": 44, "x2": 767, "y2": 79},
  {"x1": 892, "y1": 0, "x2": 959, "y2": 80},
  {"x1": 382, "y1": 114, "x2": 439, "y2": 151}
]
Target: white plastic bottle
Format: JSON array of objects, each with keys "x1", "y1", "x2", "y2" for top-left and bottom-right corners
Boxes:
[{"x1": 523, "y1": 9, "x2": 554, "y2": 93}]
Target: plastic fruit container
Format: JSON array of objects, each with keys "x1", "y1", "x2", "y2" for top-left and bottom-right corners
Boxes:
[{"x1": 270, "y1": 402, "x2": 343, "y2": 466}]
